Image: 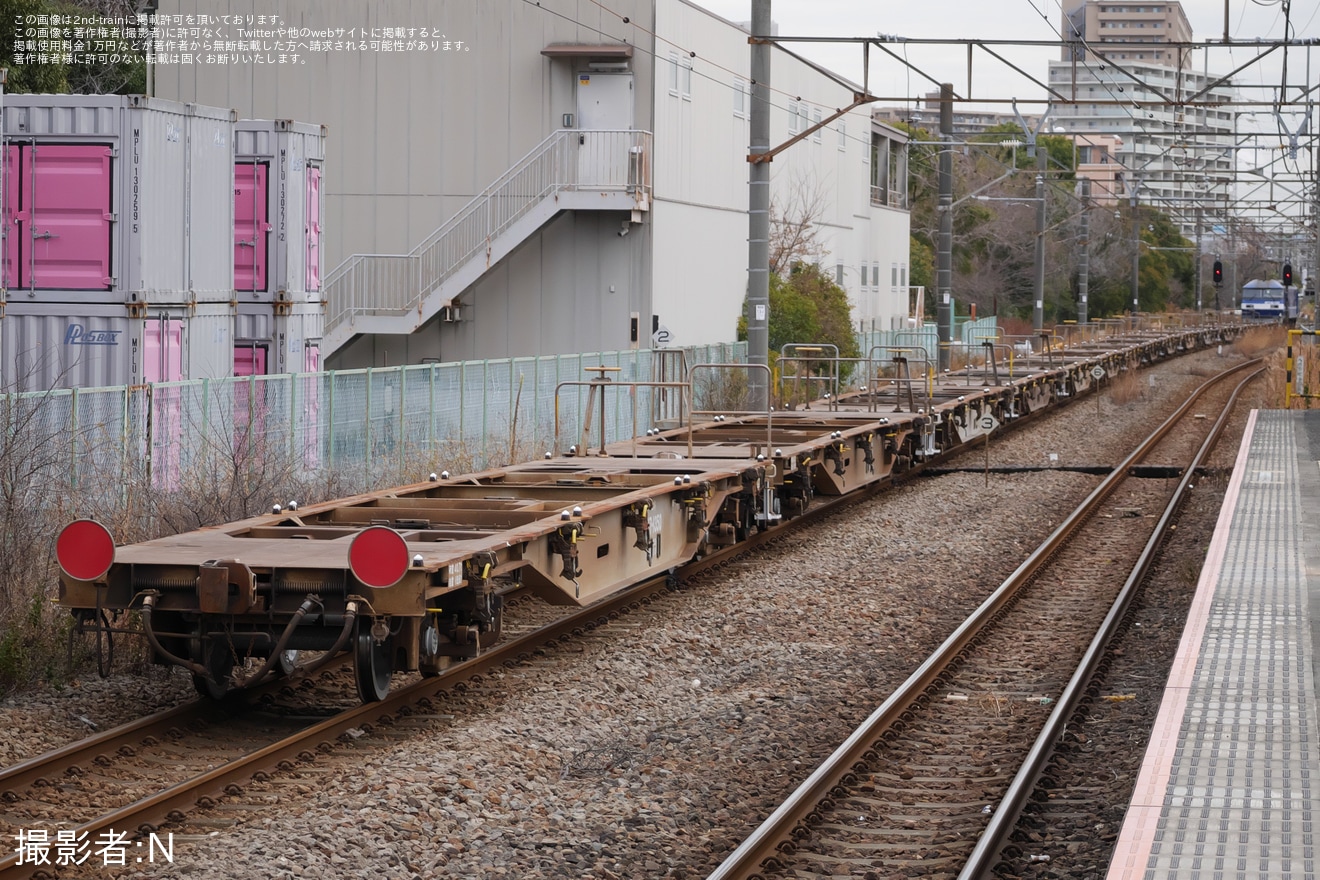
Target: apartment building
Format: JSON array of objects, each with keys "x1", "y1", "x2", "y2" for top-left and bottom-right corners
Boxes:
[{"x1": 1051, "y1": 0, "x2": 1234, "y2": 236}]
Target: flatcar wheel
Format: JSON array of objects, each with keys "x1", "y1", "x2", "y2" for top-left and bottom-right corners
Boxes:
[{"x1": 354, "y1": 625, "x2": 393, "y2": 703}]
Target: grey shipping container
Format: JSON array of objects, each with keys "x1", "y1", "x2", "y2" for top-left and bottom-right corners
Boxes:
[
  {"x1": 1, "y1": 94, "x2": 235, "y2": 305},
  {"x1": 235, "y1": 300, "x2": 325, "y2": 375},
  {"x1": 234, "y1": 120, "x2": 326, "y2": 304},
  {"x1": 1, "y1": 301, "x2": 234, "y2": 392},
  {"x1": 187, "y1": 302, "x2": 235, "y2": 381}
]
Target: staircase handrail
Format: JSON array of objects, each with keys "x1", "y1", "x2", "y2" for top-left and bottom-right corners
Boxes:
[{"x1": 324, "y1": 129, "x2": 651, "y2": 336}]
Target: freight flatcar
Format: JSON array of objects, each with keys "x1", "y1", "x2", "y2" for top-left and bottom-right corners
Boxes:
[{"x1": 54, "y1": 323, "x2": 1239, "y2": 702}]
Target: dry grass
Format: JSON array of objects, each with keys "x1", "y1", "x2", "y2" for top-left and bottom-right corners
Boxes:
[
  {"x1": 1108, "y1": 369, "x2": 1145, "y2": 405},
  {"x1": 1234, "y1": 325, "x2": 1287, "y2": 357}
]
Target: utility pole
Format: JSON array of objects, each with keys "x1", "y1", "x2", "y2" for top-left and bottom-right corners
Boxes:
[
  {"x1": 937, "y1": 83, "x2": 954, "y2": 371},
  {"x1": 1077, "y1": 177, "x2": 1090, "y2": 324},
  {"x1": 1228, "y1": 221, "x2": 1238, "y2": 308},
  {"x1": 1194, "y1": 207, "x2": 1203, "y2": 311},
  {"x1": 746, "y1": 0, "x2": 771, "y2": 409},
  {"x1": 1033, "y1": 147, "x2": 1046, "y2": 331},
  {"x1": 1130, "y1": 191, "x2": 1140, "y2": 315}
]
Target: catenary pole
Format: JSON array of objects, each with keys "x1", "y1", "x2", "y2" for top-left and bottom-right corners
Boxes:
[
  {"x1": 1195, "y1": 207, "x2": 1203, "y2": 311},
  {"x1": 937, "y1": 83, "x2": 954, "y2": 371},
  {"x1": 1077, "y1": 177, "x2": 1090, "y2": 324},
  {"x1": 1033, "y1": 147, "x2": 1046, "y2": 331},
  {"x1": 746, "y1": 0, "x2": 771, "y2": 409}
]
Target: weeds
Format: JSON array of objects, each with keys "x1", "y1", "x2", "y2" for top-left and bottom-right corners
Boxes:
[
  {"x1": 1233, "y1": 325, "x2": 1286, "y2": 357},
  {"x1": 1108, "y1": 370, "x2": 1145, "y2": 406}
]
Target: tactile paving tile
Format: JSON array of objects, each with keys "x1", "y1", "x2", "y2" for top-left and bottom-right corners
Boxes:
[{"x1": 1141, "y1": 411, "x2": 1319, "y2": 880}]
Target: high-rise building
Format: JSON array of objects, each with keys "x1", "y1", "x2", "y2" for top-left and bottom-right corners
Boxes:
[
  {"x1": 1050, "y1": 1, "x2": 1234, "y2": 236},
  {"x1": 1060, "y1": 2, "x2": 1192, "y2": 66}
]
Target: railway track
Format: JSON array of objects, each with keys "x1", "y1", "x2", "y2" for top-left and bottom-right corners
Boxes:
[
  {"x1": 0, "y1": 452, "x2": 924, "y2": 880},
  {"x1": 1, "y1": 332, "x2": 1248, "y2": 879},
  {"x1": 707, "y1": 359, "x2": 1262, "y2": 880}
]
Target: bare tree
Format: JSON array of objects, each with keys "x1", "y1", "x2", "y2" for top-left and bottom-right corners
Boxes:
[
  {"x1": 62, "y1": 0, "x2": 150, "y2": 95},
  {"x1": 768, "y1": 172, "x2": 830, "y2": 276}
]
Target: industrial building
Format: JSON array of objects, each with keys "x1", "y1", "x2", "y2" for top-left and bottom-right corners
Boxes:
[{"x1": 154, "y1": 0, "x2": 912, "y2": 370}]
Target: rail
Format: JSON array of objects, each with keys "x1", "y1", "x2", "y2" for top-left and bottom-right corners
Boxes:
[
  {"x1": 706, "y1": 357, "x2": 1263, "y2": 880},
  {"x1": 323, "y1": 129, "x2": 652, "y2": 337},
  {"x1": 959, "y1": 363, "x2": 1264, "y2": 879}
]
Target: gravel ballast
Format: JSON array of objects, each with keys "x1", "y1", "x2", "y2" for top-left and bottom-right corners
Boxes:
[{"x1": 5, "y1": 345, "x2": 1273, "y2": 880}]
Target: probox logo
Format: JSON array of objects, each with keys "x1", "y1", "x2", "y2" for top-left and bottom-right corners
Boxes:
[{"x1": 65, "y1": 324, "x2": 122, "y2": 346}]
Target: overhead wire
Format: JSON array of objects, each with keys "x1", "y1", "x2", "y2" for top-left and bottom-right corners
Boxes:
[{"x1": 526, "y1": 0, "x2": 1310, "y2": 232}]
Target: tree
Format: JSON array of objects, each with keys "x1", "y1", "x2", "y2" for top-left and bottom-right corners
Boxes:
[
  {"x1": 909, "y1": 235, "x2": 934, "y2": 317},
  {"x1": 737, "y1": 263, "x2": 860, "y2": 371},
  {"x1": 974, "y1": 124, "x2": 1076, "y2": 181},
  {"x1": 0, "y1": 0, "x2": 70, "y2": 92},
  {"x1": 57, "y1": 0, "x2": 148, "y2": 94},
  {"x1": 0, "y1": 0, "x2": 148, "y2": 96},
  {"x1": 768, "y1": 173, "x2": 829, "y2": 277}
]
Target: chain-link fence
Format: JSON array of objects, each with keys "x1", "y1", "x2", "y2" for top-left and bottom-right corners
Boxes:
[
  {"x1": 857, "y1": 316, "x2": 1002, "y2": 363},
  {"x1": 5, "y1": 342, "x2": 748, "y2": 510}
]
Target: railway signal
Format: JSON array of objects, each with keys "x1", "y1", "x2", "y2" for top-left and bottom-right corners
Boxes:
[
  {"x1": 1212, "y1": 261, "x2": 1223, "y2": 286},
  {"x1": 1283, "y1": 264, "x2": 1293, "y2": 288}
]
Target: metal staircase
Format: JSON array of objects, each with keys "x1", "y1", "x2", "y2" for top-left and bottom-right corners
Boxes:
[{"x1": 321, "y1": 129, "x2": 652, "y2": 356}]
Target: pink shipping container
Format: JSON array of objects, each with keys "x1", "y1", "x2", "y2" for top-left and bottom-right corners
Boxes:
[
  {"x1": 0, "y1": 94, "x2": 235, "y2": 306},
  {"x1": 234, "y1": 300, "x2": 325, "y2": 376},
  {"x1": 233, "y1": 120, "x2": 326, "y2": 304},
  {"x1": 0, "y1": 301, "x2": 234, "y2": 392}
]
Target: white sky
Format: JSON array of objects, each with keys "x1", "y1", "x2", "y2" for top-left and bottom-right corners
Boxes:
[{"x1": 687, "y1": 0, "x2": 1320, "y2": 113}]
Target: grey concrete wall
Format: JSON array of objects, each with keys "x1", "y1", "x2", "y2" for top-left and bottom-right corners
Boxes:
[
  {"x1": 333, "y1": 210, "x2": 652, "y2": 368},
  {"x1": 157, "y1": 0, "x2": 658, "y2": 365}
]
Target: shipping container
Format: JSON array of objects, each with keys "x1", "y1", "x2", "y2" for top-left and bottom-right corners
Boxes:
[
  {"x1": 1, "y1": 301, "x2": 235, "y2": 392},
  {"x1": 235, "y1": 300, "x2": 325, "y2": 375},
  {"x1": 187, "y1": 302, "x2": 235, "y2": 381},
  {"x1": 1, "y1": 94, "x2": 235, "y2": 305},
  {"x1": 233, "y1": 120, "x2": 326, "y2": 303}
]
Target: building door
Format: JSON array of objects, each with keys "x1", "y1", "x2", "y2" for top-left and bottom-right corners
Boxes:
[
  {"x1": 575, "y1": 73, "x2": 633, "y2": 183},
  {"x1": 576, "y1": 73, "x2": 633, "y2": 129}
]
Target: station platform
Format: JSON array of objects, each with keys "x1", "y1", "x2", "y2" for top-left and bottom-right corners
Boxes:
[{"x1": 1107, "y1": 410, "x2": 1320, "y2": 879}]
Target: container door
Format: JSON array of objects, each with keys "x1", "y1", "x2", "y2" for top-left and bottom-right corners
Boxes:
[
  {"x1": 26, "y1": 145, "x2": 113, "y2": 290},
  {"x1": 143, "y1": 316, "x2": 183, "y2": 383},
  {"x1": 2, "y1": 146, "x2": 20, "y2": 289},
  {"x1": 144, "y1": 316, "x2": 183, "y2": 491},
  {"x1": 233, "y1": 343, "x2": 268, "y2": 376},
  {"x1": 234, "y1": 162, "x2": 269, "y2": 292},
  {"x1": 301, "y1": 343, "x2": 320, "y2": 467},
  {"x1": 233, "y1": 368, "x2": 269, "y2": 465},
  {"x1": 305, "y1": 166, "x2": 321, "y2": 291}
]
